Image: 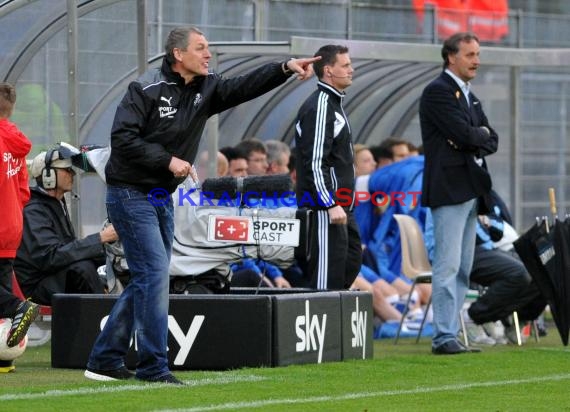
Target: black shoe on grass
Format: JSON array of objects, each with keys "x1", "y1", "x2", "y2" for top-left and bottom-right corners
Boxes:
[
  {"x1": 138, "y1": 373, "x2": 185, "y2": 385},
  {"x1": 84, "y1": 366, "x2": 135, "y2": 381},
  {"x1": 7, "y1": 300, "x2": 40, "y2": 347}
]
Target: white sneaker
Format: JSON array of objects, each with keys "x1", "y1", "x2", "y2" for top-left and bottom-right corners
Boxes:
[
  {"x1": 406, "y1": 307, "x2": 424, "y2": 322},
  {"x1": 482, "y1": 322, "x2": 507, "y2": 345},
  {"x1": 462, "y1": 322, "x2": 496, "y2": 346},
  {"x1": 403, "y1": 318, "x2": 422, "y2": 331}
]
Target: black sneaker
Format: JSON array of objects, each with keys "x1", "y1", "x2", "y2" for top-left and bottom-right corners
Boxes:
[
  {"x1": 139, "y1": 373, "x2": 185, "y2": 385},
  {"x1": 84, "y1": 366, "x2": 135, "y2": 381},
  {"x1": 7, "y1": 300, "x2": 40, "y2": 347}
]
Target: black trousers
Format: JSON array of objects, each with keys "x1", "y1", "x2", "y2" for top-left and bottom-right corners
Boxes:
[
  {"x1": 307, "y1": 210, "x2": 362, "y2": 290},
  {"x1": 29, "y1": 259, "x2": 105, "y2": 305},
  {"x1": 468, "y1": 246, "x2": 546, "y2": 324},
  {"x1": 0, "y1": 259, "x2": 21, "y2": 318}
]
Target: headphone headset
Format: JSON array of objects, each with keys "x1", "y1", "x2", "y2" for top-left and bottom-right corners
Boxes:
[{"x1": 41, "y1": 148, "x2": 57, "y2": 189}]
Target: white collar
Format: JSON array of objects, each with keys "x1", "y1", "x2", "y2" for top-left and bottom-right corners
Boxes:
[{"x1": 445, "y1": 69, "x2": 470, "y2": 94}]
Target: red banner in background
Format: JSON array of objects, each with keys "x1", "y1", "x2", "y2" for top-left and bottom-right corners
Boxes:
[{"x1": 413, "y1": 0, "x2": 509, "y2": 42}]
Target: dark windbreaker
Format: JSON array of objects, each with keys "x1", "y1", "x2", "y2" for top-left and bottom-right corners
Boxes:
[
  {"x1": 15, "y1": 187, "x2": 105, "y2": 296},
  {"x1": 105, "y1": 58, "x2": 290, "y2": 194},
  {"x1": 294, "y1": 81, "x2": 355, "y2": 210}
]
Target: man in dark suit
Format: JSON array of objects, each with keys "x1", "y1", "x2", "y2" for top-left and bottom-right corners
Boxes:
[{"x1": 420, "y1": 32, "x2": 498, "y2": 355}]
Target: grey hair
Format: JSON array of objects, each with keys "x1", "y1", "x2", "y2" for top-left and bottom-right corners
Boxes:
[
  {"x1": 164, "y1": 27, "x2": 204, "y2": 64},
  {"x1": 265, "y1": 140, "x2": 291, "y2": 165}
]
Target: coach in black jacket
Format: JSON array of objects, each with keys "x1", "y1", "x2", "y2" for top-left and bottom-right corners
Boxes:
[
  {"x1": 295, "y1": 44, "x2": 361, "y2": 291},
  {"x1": 85, "y1": 26, "x2": 320, "y2": 385},
  {"x1": 420, "y1": 32, "x2": 498, "y2": 355}
]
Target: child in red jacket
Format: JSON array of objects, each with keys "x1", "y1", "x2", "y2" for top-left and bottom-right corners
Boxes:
[{"x1": 0, "y1": 83, "x2": 39, "y2": 372}]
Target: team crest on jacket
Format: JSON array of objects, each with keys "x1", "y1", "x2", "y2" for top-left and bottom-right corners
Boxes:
[{"x1": 159, "y1": 95, "x2": 177, "y2": 118}]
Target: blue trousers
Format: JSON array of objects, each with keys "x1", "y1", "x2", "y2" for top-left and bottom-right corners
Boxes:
[
  {"x1": 87, "y1": 185, "x2": 173, "y2": 379},
  {"x1": 431, "y1": 199, "x2": 477, "y2": 348}
]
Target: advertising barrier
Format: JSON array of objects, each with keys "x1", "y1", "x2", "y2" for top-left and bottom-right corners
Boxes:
[{"x1": 51, "y1": 290, "x2": 373, "y2": 370}]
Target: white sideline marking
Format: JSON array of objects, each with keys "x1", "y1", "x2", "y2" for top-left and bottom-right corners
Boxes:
[
  {"x1": 0, "y1": 374, "x2": 265, "y2": 401},
  {"x1": 534, "y1": 347, "x2": 570, "y2": 353},
  {"x1": 155, "y1": 373, "x2": 570, "y2": 412}
]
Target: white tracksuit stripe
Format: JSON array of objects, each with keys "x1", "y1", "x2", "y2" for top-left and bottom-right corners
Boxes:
[
  {"x1": 142, "y1": 80, "x2": 177, "y2": 91},
  {"x1": 312, "y1": 92, "x2": 333, "y2": 206},
  {"x1": 317, "y1": 210, "x2": 329, "y2": 289}
]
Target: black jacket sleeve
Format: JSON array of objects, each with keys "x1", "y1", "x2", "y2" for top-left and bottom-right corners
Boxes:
[
  {"x1": 210, "y1": 62, "x2": 289, "y2": 114},
  {"x1": 17, "y1": 200, "x2": 105, "y2": 278}
]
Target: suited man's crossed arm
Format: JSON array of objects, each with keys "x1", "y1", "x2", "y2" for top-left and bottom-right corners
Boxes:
[{"x1": 421, "y1": 83, "x2": 498, "y2": 156}]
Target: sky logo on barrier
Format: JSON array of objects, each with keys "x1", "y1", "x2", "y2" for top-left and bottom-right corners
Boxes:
[
  {"x1": 295, "y1": 300, "x2": 327, "y2": 363},
  {"x1": 99, "y1": 314, "x2": 205, "y2": 366},
  {"x1": 351, "y1": 297, "x2": 367, "y2": 359},
  {"x1": 169, "y1": 315, "x2": 205, "y2": 365}
]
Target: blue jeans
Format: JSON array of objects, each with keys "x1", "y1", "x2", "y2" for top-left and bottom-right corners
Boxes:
[
  {"x1": 87, "y1": 185, "x2": 173, "y2": 379},
  {"x1": 431, "y1": 199, "x2": 477, "y2": 348}
]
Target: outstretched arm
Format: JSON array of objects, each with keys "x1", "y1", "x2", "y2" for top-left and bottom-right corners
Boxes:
[
  {"x1": 211, "y1": 56, "x2": 322, "y2": 114},
  {"x1": 283, "y1": 56, "x2": 321, "y2": 80}
]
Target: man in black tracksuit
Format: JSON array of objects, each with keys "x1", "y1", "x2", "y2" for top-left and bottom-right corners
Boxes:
[
  {"x1": 295, "y1": 44, "x2": 361, "y2": 290},
  {"x1": 85, "y1": 26, "x2": 320, "y2": 385}
]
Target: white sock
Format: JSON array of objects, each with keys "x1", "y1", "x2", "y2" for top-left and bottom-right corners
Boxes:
[
  {"x1": 410, "y1": 290, "x2": 419, "y2": 306},
  {"x1": 386, "y1": 294, "x2": 399, "y2": 305}
]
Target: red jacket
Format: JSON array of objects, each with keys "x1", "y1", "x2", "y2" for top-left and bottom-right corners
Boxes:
[
  {"x1": 0, "y1": 118, "x2": 31, "y2": 258},
  {"x1": 413, "y1": 0, "x2": 509, "y2": 42}
]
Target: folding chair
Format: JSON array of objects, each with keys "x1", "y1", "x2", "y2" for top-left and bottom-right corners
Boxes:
[
  {"x1": 393, "y1": 214, "x2": 432, "y2": 343},
  {"x1": 393, "y1": 214, "x2": 536, "y2": 346}
]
